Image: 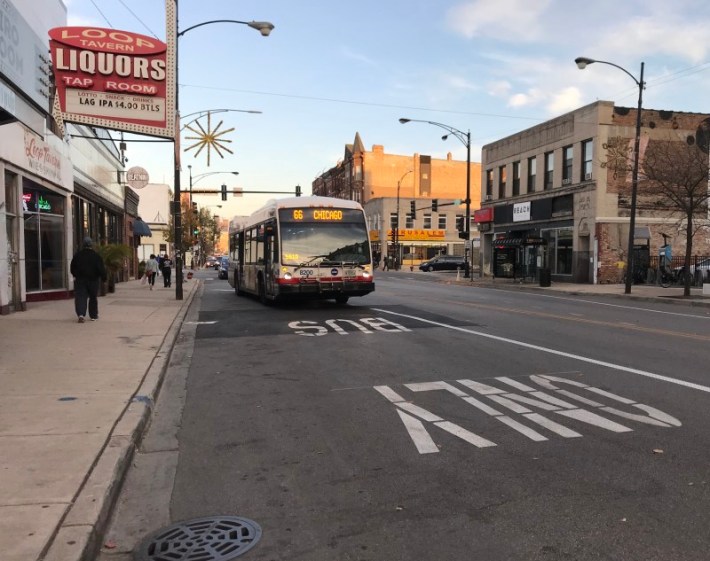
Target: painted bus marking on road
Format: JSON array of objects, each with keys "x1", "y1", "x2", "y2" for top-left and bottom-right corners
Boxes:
[
  {"x1": 375, "y1": 375, "x2": 681, "y2": 454},
  {"x1": 288, "y1": 317, "x2": 411, "y2": 336}
]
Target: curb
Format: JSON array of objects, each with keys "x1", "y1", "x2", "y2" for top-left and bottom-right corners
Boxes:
[
  {"x1": 42, "y1": 281, "x2": 199, "y2": 561},
  {"x1": 469, "y1": 281, "x2": 710, "y2": 309}
]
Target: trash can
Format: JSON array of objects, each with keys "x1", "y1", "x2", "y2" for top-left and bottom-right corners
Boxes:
[{"x1": 539, "y1": 268, "x2": 551, "y2": 287}]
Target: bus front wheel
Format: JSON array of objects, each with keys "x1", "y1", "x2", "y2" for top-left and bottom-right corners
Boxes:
[{"x1": 335, "y1": 295, "x2": 349, "y2": 304}]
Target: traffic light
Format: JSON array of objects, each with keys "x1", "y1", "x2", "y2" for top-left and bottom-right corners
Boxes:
[
  {"x1": 295, "y1": 184, "x2": 302, "y2": 197},
  {"x1": 410, "y1": 200, "x2": 416, "y2": 219},
  {"x1": 193, "y1": 227, "x2": 199, "y2": 236},
  {"x1": 431, "y1": 199, "x2": 438, "y2": 212},
  {"x1": 456, "y1": 216, "x2": 467, "y2": 239},
  {"x1": 221, "y1": 184, "x2": 227, "y2": 201}
]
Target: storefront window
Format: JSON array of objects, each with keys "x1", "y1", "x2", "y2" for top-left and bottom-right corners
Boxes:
[
  {"x1": 23, "y1": 183, "x2": 66, "y2": 292},
  {"x1": 542, "y1": 227, "x2": 573, "y2": 276}
]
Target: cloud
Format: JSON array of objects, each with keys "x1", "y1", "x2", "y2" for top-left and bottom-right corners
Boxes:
[
  {"x1": 340, "y1": 47, "x2": 378, "y2": 67},
  {"x1": 487, "y1": 80, "x2": 511, "y2": 97},
  {"x1": 595, "y1": 16, "x2": 710, "y2": 64},
  {"x1": 547, "y1": 86, "x2": 583, "y2": 114},
  {"x1": 507, "y1": 88, "x2": 545, "y2": 108},
  {"x1": 446, "y1": 0, "x2": 553, "y2": 41}
]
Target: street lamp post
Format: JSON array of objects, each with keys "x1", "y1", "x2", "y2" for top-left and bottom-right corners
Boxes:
[
  {"x1": 399, "y1": 118, "x2": 472, "y2": 278},
  {"x1": 575, "y1": 56, "x2": 644, "y2": 295},
  {"x1": 187, "y1": 166, "x2": 239, "y2": 206},
  {"x1": 395, "y1": 170, "x2": 413, "y2": 270},
  {"x1": 172, "y1": 2, "x2": 273, "y2": 300}
]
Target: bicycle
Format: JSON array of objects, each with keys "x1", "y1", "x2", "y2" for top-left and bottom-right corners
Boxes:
[{"x1": 658, "y1": 264, "x2": 674, "y2": 288}]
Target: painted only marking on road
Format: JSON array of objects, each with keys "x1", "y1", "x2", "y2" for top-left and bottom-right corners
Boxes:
[
  {"x1": 376, "y1": 375, "x2": 681, "y2": 454},
  {"x1": 373, "y1": 307, "x2": 710, "y2": 394},
  {"x1": 288, "y1": 317, "x2": 411, "y2": 336}
]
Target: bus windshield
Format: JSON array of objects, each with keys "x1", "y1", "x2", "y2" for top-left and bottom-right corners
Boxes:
[{"x1": 280, "y1": 222, "x2": 371, "y2": 266}]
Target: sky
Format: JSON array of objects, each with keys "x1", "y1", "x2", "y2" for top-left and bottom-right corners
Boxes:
[{"x1": 61, "y1": 0, "x2": 710, "y2": 219}]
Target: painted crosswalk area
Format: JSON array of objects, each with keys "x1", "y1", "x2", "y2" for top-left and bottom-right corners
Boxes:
[{"x1": 375, "y1": 375, "x2": 681, "y2": 454}]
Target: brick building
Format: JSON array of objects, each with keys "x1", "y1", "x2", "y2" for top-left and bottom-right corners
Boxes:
[
  {"x1": 313, "y1": 133, "x2": 482, "y2": 268},
  {"x1": 479, "y1": 101, "x2": 710, "y2": 284}
]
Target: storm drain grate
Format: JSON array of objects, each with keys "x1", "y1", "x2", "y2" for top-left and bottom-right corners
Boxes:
[{"x1": 134, "y1": 516, "x2": 262, "y2": 561}]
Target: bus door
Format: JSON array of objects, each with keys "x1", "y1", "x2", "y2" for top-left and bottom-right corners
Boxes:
[{"x1": 264, "y1": 222, "x2": 277, "y2": 296}]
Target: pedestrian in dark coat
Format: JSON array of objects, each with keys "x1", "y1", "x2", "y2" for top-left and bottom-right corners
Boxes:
[
  {"x1": 161, "y1": 255, "x2": 173, "y2": 287},
  {"x1": 70, "y1": 237, "x2": 107, "y2": 323}
]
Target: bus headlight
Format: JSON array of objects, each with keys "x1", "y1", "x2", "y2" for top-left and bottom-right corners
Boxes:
[
  {"x1": 362, "y1": 271, "x2": 372, "y2": 280},
  {"x1": 283, "y1": 272, "x2": 293, "y2": 280}
]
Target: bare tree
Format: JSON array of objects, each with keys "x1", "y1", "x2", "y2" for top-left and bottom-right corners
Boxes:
[{"x1": 641, "y1": 136, "x2": 710, "y2": 296}]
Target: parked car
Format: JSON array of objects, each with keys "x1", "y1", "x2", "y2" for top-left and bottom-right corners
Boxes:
[
  {"x1": 205, "y1": 256, "x2": 218, "y2": 269},
  {"x1": 218, "y1": 256, "x2": 229, "y2": 279},
  {"x1": 418, "y1": 255, "x2": 466, "y2": 272},
  {"x1": 673, "y1": 257, "x2": 710, "y2": 281}
]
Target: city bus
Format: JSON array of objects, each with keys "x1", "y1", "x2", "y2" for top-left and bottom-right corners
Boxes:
[{"x1": 227, "y1": 196, "x2": 375, "y2": 304}]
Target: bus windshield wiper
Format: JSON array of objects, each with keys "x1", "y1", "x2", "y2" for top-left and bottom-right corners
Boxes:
[{"x1": 294, "y1": 255, "x2": 329, "y2": 270}]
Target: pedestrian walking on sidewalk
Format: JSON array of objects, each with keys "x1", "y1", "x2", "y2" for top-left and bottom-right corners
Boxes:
[
  {"x1": 161, "y1": 254, "x2": 173, "y2": 287},
  {"x1": 145, "y1": 254, "x2": 160, "y2": 290},
  {"x1": 70, "y1": 236, "x2": 107, "y2": 323}
]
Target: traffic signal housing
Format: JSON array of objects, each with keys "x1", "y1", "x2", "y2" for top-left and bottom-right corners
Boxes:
[
  {"x1": 431, "y1": 199, "x2": 438, "y2": 212},
  {"x1": 221, "y1": 184, "x2": 227, "y2": 201},
  {"x1": 295, "y1": 184, "x2": 302, "y2": 197},
  {"x1": 456, "y1": 216, "x2": 467, "y2": 239},
  {"x1": 410, "y1": 200, "x2": 416, "y2": 219}
]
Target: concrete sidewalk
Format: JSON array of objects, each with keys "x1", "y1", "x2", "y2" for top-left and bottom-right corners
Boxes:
[{"x1": 0, "y1": 277, "x2": 198, "y2": 561}]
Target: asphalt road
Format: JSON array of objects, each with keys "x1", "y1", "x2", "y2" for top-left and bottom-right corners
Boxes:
[{"x1": 102, "y1": 269, "x2": 710, "y2": 561}]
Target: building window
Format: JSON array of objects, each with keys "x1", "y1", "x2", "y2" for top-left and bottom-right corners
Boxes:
[
  {"x1": 582, "y1": 139, "x2": 593, "y2": 180},
  {"x1": 406, "y1": 213, "x2": 414, "y2": 228},
  {"x1": 512, "y1": 161, "x2": 520, "y2": 196},
  {"x1": 438, "y1": 214, "x2": 447, "y2": 229},
  {"x1": 423, "y1": 213, "x2": 432, "y2": 229},
  {"x1": 562, "y1": 145, "x2": 573, "y2": 183},
  {"x1": 544, "y1": 151, "x2": 554, "y2": 190},
  {"x1": 498, "y1": 165, "x2": 506, "y2": 198},
  {"x1": 486, "y1": 169, "x2": 493, "y2": 199},
  {"x1": 527, "y1": 156, "x2": 536, "y2": 193}
]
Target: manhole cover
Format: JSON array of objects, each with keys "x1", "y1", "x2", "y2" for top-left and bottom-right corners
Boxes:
[{"x1": 134, "y1": 516, "x2": 262, "y2": 561}]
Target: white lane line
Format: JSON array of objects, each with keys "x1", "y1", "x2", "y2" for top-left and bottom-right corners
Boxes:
[
  {"x1": 373, "y1": 308, "x2": 710, "y2": 394},
  {"x1": 396, "y1": 411, "x2": 439, "y2": 454}
]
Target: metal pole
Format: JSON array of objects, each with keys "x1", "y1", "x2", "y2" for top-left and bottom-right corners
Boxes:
[
  {"x1": 464, "y1": 130, "x2": 471, "y2": 279},
  {"x1": 395, "y1": 180, "x2": 400, "y2": 270},
  {"x1": 173, "y1": 0, "x2": 183, "y2": 300},
  {"x1": 624, "y1": 62, "x2": 644, "y2": 295}
]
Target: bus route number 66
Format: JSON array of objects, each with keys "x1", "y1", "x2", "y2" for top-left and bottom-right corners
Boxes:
[{"x1": 293, "y1": 209, "x2": 304, "y2": 220}]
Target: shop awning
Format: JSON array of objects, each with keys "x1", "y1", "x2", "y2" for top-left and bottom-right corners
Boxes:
[
  {"x1": 133, "y1": 217, "x2": 152, "y2": 237},
  {"x1": 493, "y1": 236, "x2": 546, "y2": 247}
]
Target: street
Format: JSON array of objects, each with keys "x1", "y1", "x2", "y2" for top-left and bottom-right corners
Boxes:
[{"x1": 101, "y1": 269, "x2": 710, "y2": 561}]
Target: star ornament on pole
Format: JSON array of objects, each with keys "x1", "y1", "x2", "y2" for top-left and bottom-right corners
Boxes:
[{"x1": 183, "y1": 111, "x2": 235, "y2": 166}]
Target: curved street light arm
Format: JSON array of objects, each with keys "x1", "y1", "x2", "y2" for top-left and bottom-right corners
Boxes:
[
  {"x1": 178, "y1": 19, "x2": 274, "y2": 38},
  {"x1": 180, "y1": 108, "x2": 262, "y2": 131},
  {"x1": 400, "y1": 118, "x2": 469, "y2": 148},
  {"x1": 575, "y1": 57, "x2": 642, "y2": 88}
]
